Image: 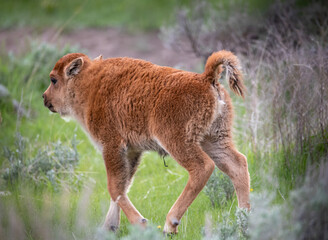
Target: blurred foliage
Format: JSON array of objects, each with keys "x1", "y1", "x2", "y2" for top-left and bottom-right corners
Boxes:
[
  {"x1": 0, "y1": 0, "x2": 274, "y2": 31},
  {"x1": 0, "y1": 186, "x2": 164, "y2": 240},
  {"x1": 0, "y1": 41, "x2": 80, "y2": 93},
  {"x1": 248, "y1": 160, "x2": 328, "y2": 240}
]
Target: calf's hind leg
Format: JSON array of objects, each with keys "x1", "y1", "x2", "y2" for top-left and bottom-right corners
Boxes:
[
  {"x1": 201, "y1": 138, "x2": 250, "y2": 209},
  {"x1": 155, "y1": 137, "x2": 215, "y2": 234}
]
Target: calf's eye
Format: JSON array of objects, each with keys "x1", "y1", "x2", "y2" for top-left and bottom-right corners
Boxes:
[{"x1": 51, "y1": 78, "x2": 57, "y2": 85}]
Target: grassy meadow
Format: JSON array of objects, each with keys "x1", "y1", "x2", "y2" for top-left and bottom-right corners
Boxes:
[
  {"x1": 0, "y1": 0, "x2": 273, "y2": 30},
  {"x1": 1, "y1": 0, "x2": 327, "y2": 239}
]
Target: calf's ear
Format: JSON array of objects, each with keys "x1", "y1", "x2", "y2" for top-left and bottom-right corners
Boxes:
[{"x1": 66, "y1": 57, "x2": 84, "y2": 78}]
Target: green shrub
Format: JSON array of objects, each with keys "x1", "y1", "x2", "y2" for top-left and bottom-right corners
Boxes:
[
  {"x1": 203, "y1": 169, "x2": 235, "y2": 207},
  {"x1": 2, "y1": 132, "x2": 83, "y2": 190},
  {"x1": 204, "y1": 208, "x2": 249, "y2": 240}
]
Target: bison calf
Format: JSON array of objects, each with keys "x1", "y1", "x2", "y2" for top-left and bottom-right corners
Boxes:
[{"x1": 43, "y1": 50, "x2": 250, "y2": 234}]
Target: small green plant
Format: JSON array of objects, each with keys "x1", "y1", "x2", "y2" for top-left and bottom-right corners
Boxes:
[
  {"x1": 203, "y1": 168, "x2": 235, "y2": 207},
  {"x1": 2, "y1": 132, "x2": 83, "y2": 190},
  {"x1": 204, "y1": 208, "x2": 250, "y2": 240},
  {"x1": 235, "y1": 208, "x2": 249, "y2": 238}
]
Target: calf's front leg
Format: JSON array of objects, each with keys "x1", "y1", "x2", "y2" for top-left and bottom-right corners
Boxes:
[{"x1": 102, "y1": 142, "x2": 146, "y2": 231}]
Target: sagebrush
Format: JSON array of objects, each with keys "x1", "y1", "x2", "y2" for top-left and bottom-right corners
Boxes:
[{"x1": 2, "y1": 132, "x2": 83, "y2": 190}]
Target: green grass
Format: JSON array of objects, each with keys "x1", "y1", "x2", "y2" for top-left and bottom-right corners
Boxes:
[
  {"x1": 0, "y1": 0, "x2": 183, "y2": 30},
  {"x1": 0, "y1": 0, "x2": 274, "y2": 31}
]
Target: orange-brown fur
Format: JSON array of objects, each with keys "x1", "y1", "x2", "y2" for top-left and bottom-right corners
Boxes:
[{"x1": 43, "y1": 50, "x2": 250, "y2": 234}]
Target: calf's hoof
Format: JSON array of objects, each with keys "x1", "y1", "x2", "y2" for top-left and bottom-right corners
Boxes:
[
  {"x1": 102, "y1": 223, "x2": 119, "y2": 233},
  {"x1": 163, "y1": 218, "x2": 180, "y2": 235}
]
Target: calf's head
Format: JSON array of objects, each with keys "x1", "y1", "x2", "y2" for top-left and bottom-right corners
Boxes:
[{"x1": 42, "y1": 53, "x2": 87, "y2": 116}]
